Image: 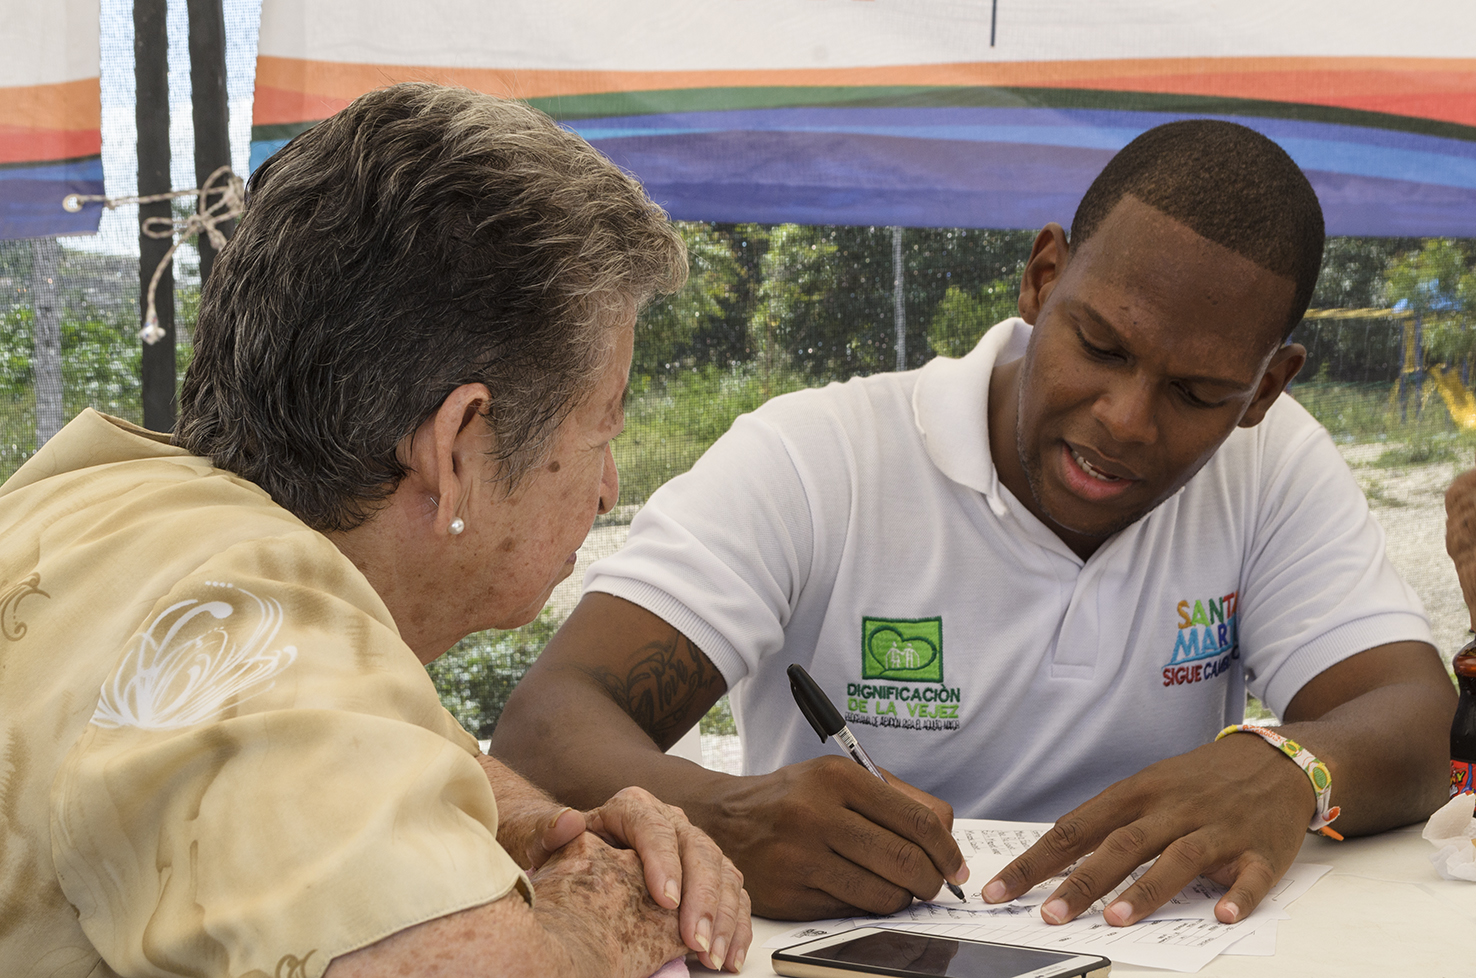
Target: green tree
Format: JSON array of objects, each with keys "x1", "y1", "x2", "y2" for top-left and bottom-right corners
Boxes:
[
  {"x1": 0, "y1": 306, "x2": 33, "y2": 393},
  {"x1": 928, "y1": 279, "x2": 1018, "y2": 358},
  {"x1": 635, "y1": 223, "x2": 743, "y2": 376},
  {"x1": 1311, "y1": 236, "x2": 1421, "y2": 309},
  {"x1": 0, "y1": 306, "x2": 144, "y2": 419},
  {"x1": 751, "y1": 225, "x2": 1035, "y2": 382},
  {"x1": 1384, "y1": 239, "x2": 1476, "y2": 365},
  {"x1": 751, "y1": 224, "x2": 845, "y2": 380},
  {"x1": 1291, "y1": 236, "x2": 1425, "y2": 384},
  {"x1": 426, "y1": 612, "x2": 562, "y2": 739}
]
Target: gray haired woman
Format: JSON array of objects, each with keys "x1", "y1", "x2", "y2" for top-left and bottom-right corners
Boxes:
[{"x1": 0, "y1": 83, "x2": 749, "y2": 978}]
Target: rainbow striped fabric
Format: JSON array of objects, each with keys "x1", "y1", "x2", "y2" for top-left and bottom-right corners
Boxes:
[
  {"x1": 252, "y1": 0, "x2": 1476, "y2": 234},
  {"x1": 0, "y1": 0, "x2": 102, "y2": 240}
]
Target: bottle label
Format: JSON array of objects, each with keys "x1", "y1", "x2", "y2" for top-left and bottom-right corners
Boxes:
[{"x1": 1453, "y1": 759, "x2": 1476, "y2": 797}]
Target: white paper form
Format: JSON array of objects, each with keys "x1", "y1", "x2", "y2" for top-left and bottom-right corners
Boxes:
[
  {"x1": 1222, "y1": 920, "x2": 1277, "y2": 955},
  {"x1": 766, "y1": 819, "x2": 1331, "y2": 972},
  {"x1": 1217, "y1": 863, "x2": 1332, "y2": 956},
  {"x1": 933, "y1": 819, "x2": 1327, "y2": 922}
]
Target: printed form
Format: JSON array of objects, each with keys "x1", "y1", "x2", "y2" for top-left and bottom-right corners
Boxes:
[{"x1": 766, "y1": 819, "x2": 1331, "y2": 972}]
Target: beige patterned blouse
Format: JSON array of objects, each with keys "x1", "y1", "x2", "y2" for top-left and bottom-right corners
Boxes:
[{"x1": 0, "y1": 410, "x2": 528, "y2": 978}]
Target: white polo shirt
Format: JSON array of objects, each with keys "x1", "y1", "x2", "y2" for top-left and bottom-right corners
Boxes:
[{"x1": 585, "y1": 319, "x2": 1432, "y2": 820}]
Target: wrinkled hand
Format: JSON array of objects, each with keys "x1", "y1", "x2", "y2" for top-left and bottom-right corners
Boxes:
[
  {"x1": 1447, "y1": 468, "x2": 1476, "y2": 630},
  {"x1": 531, "y1": 832, "x2": 688, "y2": 978},
  {"x1": 707, "y1": 755, "x2": 967, "y2": 920},
  {"x1": 479, "y1": 754, "x2": 750, "y2": 971},
  {"x1": 982, "y1": 735, "x2": 1315, "y2": 926},
  {"x1": 581, "y1": 786, "x2": 752, "y2": 973}
]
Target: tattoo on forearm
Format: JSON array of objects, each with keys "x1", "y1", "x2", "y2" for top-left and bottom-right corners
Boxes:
[{"x1": 582, "y1": 630, "x2": 725, "y2": 746}]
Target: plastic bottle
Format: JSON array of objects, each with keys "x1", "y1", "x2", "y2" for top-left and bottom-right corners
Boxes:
[{"x1": 1452, "y1": 640, "x2": 1476, "y2": 796}]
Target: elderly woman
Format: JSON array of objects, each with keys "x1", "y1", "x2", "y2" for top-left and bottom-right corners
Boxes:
[{"x1": 0, "y1": 84, "x2": 748, "y2": 978}]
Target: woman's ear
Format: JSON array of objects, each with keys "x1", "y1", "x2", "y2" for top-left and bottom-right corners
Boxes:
[{"x1": 401, "y1": 383, "x2": 492, "y2": 535}]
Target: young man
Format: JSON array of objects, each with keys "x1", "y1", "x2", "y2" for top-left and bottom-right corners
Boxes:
[{"x1": 492, "y1": 120, "x2": 1457, "y2": 925}]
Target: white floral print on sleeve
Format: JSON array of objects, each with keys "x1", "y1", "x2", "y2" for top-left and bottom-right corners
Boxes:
[{"x1": 92, "y1": 583, "x2": 298, "y2": 730}]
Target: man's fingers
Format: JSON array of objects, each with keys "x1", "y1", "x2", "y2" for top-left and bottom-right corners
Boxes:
[
  {"x1": 1093, "y1": 831, "x2": 1220, "y2": 926},
  {"x1": 813, "y1": 842, "x2": 919, "y2": 915},
  {"x1": 1213, "y1": 853, "x2": 1279, "y2": 924},
  {"x1": 846, "y1": 770, "x2": 967, "y2": 886},
  {"x1": 1039, "y1": 819, "x2": 1186, "y2": 924},
  {"x1": 880, "y1": 765, "x2": 957, "y2": 833},
  {"x1": 821, "y1": 806, "x2": 956, "y2": 906},
  {"x1": 983, "y1": 814, "x2": 1106, "y2": 904}
]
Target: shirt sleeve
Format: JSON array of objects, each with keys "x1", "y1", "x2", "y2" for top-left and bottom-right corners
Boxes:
[
  {"x1": 584, "y1": 409, "x2": 822, "y2": 688},
  {"x1": 1237, "y1": 401, "x2": 1434, "y2": 717},
  {"x1": 49, "y1": 532, "x2": 530, "y2": 978}
]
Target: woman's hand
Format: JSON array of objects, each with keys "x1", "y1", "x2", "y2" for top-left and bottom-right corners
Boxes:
[
  {"x1": 583, "y1": 786, "x2": 752, "y2": 973},
  {"x1": 478, "y1": 755, "x2": 752, "y2": 972},
  {"x1": 530, "y1": 831, "x2": 691, "y2": 978},
  {"x1": 326, "y1": 831, "x2": 689, "y2": 978}
]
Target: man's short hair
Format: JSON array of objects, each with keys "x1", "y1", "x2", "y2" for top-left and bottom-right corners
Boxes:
[
  {"x1": 1070, "y1": 119, "x2": 1325, "y2": 336},
  {"x1": 177, "y1": 83, "x2": 685, "y2": 532}
]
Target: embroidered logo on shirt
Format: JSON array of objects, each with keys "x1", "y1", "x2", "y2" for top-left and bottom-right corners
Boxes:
[
  {"x1": 848, "y1": 617, "x2": 959, "y2": 730},
  {"x1": 1162, "y1": 592, "x2": 1240, "y2": 687},
  {"x1": 861, "y1": 616, "x2": 944, "y2": 683},
  {"x1": 91, "y1": 583, "x2": 298, "y2": 730}
]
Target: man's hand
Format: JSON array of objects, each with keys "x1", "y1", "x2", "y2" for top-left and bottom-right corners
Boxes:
[
  {"x1": 983, "y1": 641, "x2": 1455, "y2": 928},
  {"x1": 492, "y1": 594, "x2": 970, "y2": 921},
  {"x1": 703, "y1": 755, "x2": 968, "y2": 919},
  {"x1": 477, "y1": 755, "x2": 751, "y2": 971},
  {"x1": 1447, "y1": 468, "x2": 1476, "y2": 630},
  {"x1": 981, "y1": 733, "x2": 1312, "y2": 926}
]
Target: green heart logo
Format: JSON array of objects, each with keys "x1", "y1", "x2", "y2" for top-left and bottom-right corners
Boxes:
[{"x1": 861, "y1": 617, "x2": 943, "y2": 682}]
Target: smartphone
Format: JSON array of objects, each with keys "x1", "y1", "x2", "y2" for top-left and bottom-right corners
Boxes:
[{"x1": 772, "y1": 927, "x2": 1110, "y2": 978}]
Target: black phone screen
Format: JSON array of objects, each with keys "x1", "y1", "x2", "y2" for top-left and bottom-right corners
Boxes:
[{"x1": 804, "y1": 929, "x2": 1079, "y2": 977}]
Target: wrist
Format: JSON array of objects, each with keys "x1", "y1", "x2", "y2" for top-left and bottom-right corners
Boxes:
[
  {"x1": 675, "y1": 766, "x2": 769, "y2": 860},
  {"x1": 1217, "y1": 724, "x2": 1342, "y2": 839},
  {"x1": 533, "y1": 899, "x2": 615, "y2": 978}
]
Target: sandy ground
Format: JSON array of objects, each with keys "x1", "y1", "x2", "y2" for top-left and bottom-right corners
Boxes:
[
  {"x1": 553, "y1": 445, "x2": 1472, "y2": 775},
  {"x1": 1339, "y1": 444, "x2": 1470, "y2": 666}
]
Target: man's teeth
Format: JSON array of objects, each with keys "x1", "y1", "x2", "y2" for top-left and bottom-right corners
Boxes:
[{"x1": 1071, "y1": 448, "x2": 1120, "y2": 482}]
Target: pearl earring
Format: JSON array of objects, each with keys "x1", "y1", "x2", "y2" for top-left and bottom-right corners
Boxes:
[{"x1": 448, "y1": 518, "x2": 465, "y2": 536}]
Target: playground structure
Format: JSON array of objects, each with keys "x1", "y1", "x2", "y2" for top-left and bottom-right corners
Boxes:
[{"x1": 1301, "y1": 306, "x2": 1476, "y2": 430}]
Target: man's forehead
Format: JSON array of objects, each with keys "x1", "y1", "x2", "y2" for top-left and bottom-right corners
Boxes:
[{"x1": 1063, "y1": 199, "x2": 1296, "y2": 356}]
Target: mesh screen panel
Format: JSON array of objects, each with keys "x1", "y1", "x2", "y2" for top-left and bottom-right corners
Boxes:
[{"x1": 0, "y1": 2, "x2": 1468, "y2": 741}]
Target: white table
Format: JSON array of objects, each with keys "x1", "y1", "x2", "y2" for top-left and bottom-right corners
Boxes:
[{"x1": 702, "y1": 824, "x2": 1476, "y2": 976}]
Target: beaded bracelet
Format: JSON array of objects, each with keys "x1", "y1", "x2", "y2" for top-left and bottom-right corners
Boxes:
[{"x1": 1216, "y1": 724, "x2": 1344, "y2": 840}]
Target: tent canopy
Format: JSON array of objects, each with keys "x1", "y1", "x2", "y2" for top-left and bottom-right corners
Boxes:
[
  {"x1": 251, "y1": 0, "x2": 1476, "y2": 235},
  {"x1": 0, "y1": 0, "x2": 102, "y2": 240}
]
